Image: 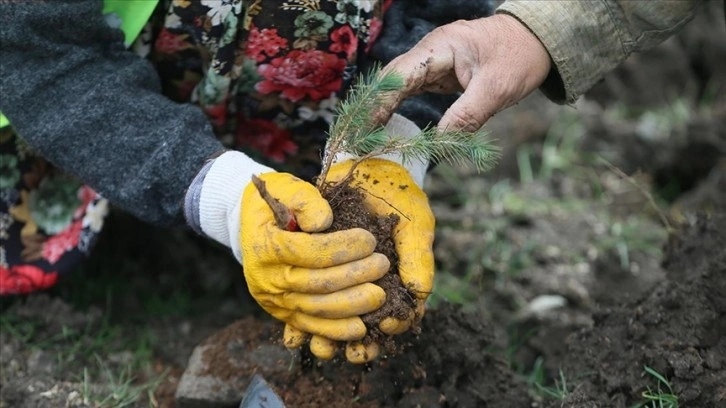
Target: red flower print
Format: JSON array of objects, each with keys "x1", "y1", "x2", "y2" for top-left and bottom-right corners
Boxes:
[
  {"x1": 366, "y1": 18, "x2": 383, "y2": 53},
  {"x1": 73, "y1": 186, "x2": 98, "y2": 219},
  {"x1": 154, "y1": 28, "x2": 190, "y2": 54},
  {"x1": 42, "y1": 220, "x2": 83, "y2": 264},
  {"x1": 203, "y1": 102, "x2": 228, "y2": 129},
  {"x1": 246, "y1": 25, "x2": 289, "y2": 62},
  {"x1": 383, "y1": 0, "x2": 394, "y2": 12},
  {"x1": 0, "y1": 265, "x2": 58, "y2": 295},
  {"x1": 256, "y1": 50, "x2": 346, "y2": 102},
  {"x1": 330, "y1": 25, "x2": 358, "y2": 59},
  {"x1": 237, "y1": 118, "x2": 298, "y2": 163}
]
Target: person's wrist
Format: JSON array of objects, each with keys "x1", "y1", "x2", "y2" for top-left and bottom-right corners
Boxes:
[
  {"x1": 491, "y1": 13, "x2": 551, "y2": 82},
  {"x1": 184, "y1": 150, "x2": 274, "y2": 262},
  {"x1": 493, "y1": 10, "x2": 560, "y2": 100}
]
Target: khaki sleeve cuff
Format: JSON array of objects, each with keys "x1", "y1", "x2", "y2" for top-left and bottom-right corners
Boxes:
[{"x1": 496, "y1": 0, "x2": 629, "y2": 104}]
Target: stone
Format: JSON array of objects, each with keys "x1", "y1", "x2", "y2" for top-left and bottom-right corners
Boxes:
[{"x1": 175, "y1": 318, "x2": 297, "y2": 408}]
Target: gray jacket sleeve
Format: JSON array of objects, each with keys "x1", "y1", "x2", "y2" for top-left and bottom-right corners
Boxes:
[
  {"x1": 0, "y1": 0, "x2": 225, "y2": 226},
  {"x1": 497, "y1": 0, "x2": 705, "y2": 104}
]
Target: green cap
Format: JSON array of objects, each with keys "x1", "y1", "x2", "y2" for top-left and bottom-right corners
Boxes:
[{"x1": 102, "y1": 0, "x2": 159, "y2": 47}]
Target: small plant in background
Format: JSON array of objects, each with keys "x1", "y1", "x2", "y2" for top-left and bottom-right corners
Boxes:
[
  {"x1": 0, "y1": 312, "x2": 162, "y2": 407},
  {"x1": 81, "y1": 355, "x2": 167, "y2": 408},
  {"x1": 534, "y1": 366, "x2": 570, "y2": 401},
  {"x1": 595, "y1": 215, "x2": 667, "y2": 270},
  {"x1": 515, "y1": 110, "x2": 587, "y2": 184},
  {"x1": 524, "y1": 359, "x2": 598, "y2": 403},
  {"x1": 633, "y1": 365, "x2": 679, "y2": 408}
]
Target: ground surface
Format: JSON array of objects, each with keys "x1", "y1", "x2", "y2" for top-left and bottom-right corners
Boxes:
[{"x1": 1, "y1": 2, "x2": 725, "y2": 407}]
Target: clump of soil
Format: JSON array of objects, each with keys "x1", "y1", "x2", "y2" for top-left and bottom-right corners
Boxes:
[
  {"x1": 553, "y1": 214, "x2": 726, "y2": 407},
  {"x1": 252, "y1": 172, "x2": 422, "y2": 352},
  {"x1": 321, "y1": 179, "x2": 419, "y2": 349},
  {"x1": 252, "y1": 171, "x2": 422, "y2": 353}
]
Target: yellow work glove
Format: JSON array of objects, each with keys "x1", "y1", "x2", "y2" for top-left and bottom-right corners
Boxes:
[
  {"x1": 325, "y1": 157, "x2": 436, "y2": 363},
  {"x1": 240, "y1": 172, "x2": 390, "y2": 345}
]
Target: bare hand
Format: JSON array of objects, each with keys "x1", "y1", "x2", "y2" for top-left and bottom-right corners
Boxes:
[{"x1": 374, "y1": 14, "x2": 552, "y2": 132}]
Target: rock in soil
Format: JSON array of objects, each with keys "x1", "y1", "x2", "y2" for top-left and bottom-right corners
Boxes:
[{"x1": 175, "y1": 317, "x2": 298, "y2": 408}]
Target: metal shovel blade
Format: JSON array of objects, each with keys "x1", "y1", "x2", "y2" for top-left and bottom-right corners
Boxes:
[{"x1": 239, "y1": 374, "x2": 286, "y2": 408}]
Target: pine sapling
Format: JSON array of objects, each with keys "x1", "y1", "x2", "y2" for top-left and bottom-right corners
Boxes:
[{"x1": 317, "y1": 66, "x2": 500, "y2": 191}]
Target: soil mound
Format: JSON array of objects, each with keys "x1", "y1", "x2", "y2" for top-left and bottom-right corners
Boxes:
[
  {"x1": 187, "y1": 302, "x2": 529, "y2": 407},
  {"x1": 556, "y1": 214, "x2": 726, "y2": 407}
]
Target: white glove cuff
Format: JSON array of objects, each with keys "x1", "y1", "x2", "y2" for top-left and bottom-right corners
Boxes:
[
  {"x1": 197, "y1": 151, "x2": 273, "y2": 263},
  {"x1": 332, "y1": 113, "x2": 429, "y2": 187}
]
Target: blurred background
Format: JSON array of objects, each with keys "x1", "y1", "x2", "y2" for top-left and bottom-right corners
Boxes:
[{"x1": 1, "y1": 1, "x2": 724, "y2": 407}]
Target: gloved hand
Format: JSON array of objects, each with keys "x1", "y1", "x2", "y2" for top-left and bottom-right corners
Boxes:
[
  {"x1": 184, "y1": 151, "x2": 390, "y2": 359},
  {"x1": 241, "y1": 171, "x2": 390, "y2": 342},
  {"x1": 308, "y1": 114, "x2": 436, "y2": 364},
  {"x1": 284, "y1": 156, "x2": 435, "y2": 364},
  {"x1": 328, "y1": 158, "x2": 435, "y2": 331}
]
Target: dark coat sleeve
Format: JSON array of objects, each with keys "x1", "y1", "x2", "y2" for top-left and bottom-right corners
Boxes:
[{"x1": 0, "y1": 0, "x2": 225, "y2": 226}]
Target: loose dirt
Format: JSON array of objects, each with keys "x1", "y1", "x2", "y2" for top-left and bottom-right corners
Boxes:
[
  {"x1": 195, "y1": 302, "x2": 529, "y2": 407},
  {"x1": 554, "y1": 214, "x2": 726, "y2": 407},
  {"x1": 188, "y1": 213, "x2": 725, "y2": 408},
  {"x1": 322, "y1": 180, "x2": 418, "y2": 350}
]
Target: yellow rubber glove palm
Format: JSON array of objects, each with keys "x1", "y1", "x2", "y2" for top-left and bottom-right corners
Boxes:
[
  {"x1": 240, "y1": 172, "x2": 390, "y2": 343},
  {"x1": 325, "y1": 158, "x2": 436, "y2": 362}
]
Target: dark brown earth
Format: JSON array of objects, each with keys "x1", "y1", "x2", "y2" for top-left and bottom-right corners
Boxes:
[
  {"x1": 183, "y1": 213, "x2": 725, "y2": 408},
  {"x1": 322, "y1": 180, "x2": 418, "y2": 349},
  {"x1": 194, "y1": 301, "x2": 530, "y2": 407},
  {"x1": 554, "y1": 214, "x2": 726, "y2": 407}
]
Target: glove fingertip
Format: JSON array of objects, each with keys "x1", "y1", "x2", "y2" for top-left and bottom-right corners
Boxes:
[
  {"x1": 294, "y1": 205, "x2": 334, "y2": 232},
  {"x1": 335, "y1": 319, "x2": 367, "y2": 341},
  {"x1": 310, "y1": 336, "x2": 337, "y2": 360},
  {"x1": 283, "y1": 324, "x2": 307, "y2": 349},
  {"x1": 369, "y1": 253, "x2": 391, "y2": 280},
  {"x1": 361, "y1": 282, "x2": 387, "y2": 311},
  {"x1": 379, "y1": 315, "x2": 412, "y2": 335},
  {"x1": 398, "y1": 265, "x2": 434, "y2": 296},
  {"x1": 415, "y1": 301, "x2": 426, "y2": 319},
  {"x1": 346, "y1": 341, "x2": 380, "y2": 364},
  {"x1": 350, "y1": 228, "x2": 378, "y2": 253}
]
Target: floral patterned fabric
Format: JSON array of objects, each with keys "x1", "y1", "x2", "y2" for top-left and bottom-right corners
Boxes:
[
  {"x1": 0, "y1": 0, "x2": 390, "y2": 295},
  {"x1": 152, "y1": 0, "x2": 390, "y2": 180},
  {"x1": 1, "y1": 127, "x2": 108, "y2": 295}
]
